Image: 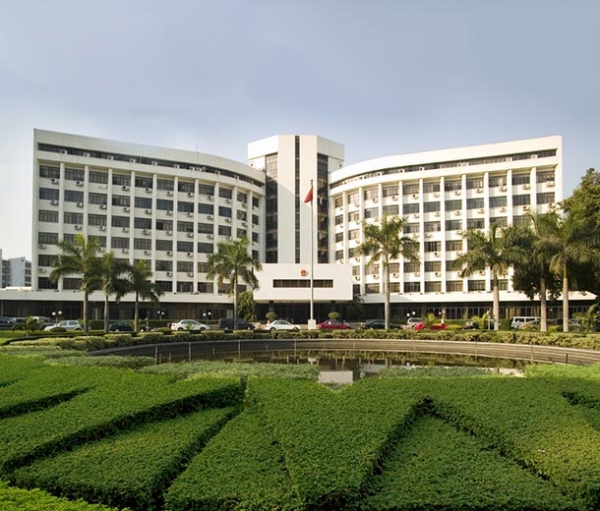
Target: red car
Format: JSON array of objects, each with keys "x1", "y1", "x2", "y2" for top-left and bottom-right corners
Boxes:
[{"x1": 317, "y1": 319, "x2": 352, "y2": 330}]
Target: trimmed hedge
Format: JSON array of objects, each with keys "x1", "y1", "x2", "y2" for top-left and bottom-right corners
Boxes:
[{"x1": 12, "y1": 407, "x2": 237, "y2": 511}]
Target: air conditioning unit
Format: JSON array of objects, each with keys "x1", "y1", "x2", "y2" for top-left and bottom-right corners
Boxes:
[
  {"x1": 187, "y1": 212, "x2": 194, "y2": 217},
  {"x1": 122, "y1": 185, "x2": 130, "y2": 191},
  {"x1": 174, "y1": 164, "x2": 180, "y2": 169},
  {"x1": 354, "y1": 202, "x2": 360, "y2": 207},
  {"x1": 477, "y1": 188, "x2": 483, "y2": 193},
  {"x1": 425, "y1": 233, "x2": 432, "y2": 238},
  {"x1": 434, "y1": 192, "x2": 440, "y2": 197},
  {"x1": 241, "y1": 221, "x2": 247, "y2": 226},
  {"x1": 144, "y1": 250, "x2": 151, "y2": 255},
  {"x1": 418, "y1": 166, "x2": 425, "y2": 171},
  {"x1": 167, "y1": 191, "x2": 174, "y2": 196},
  {"x1": 500, "y1": 207, "x2": 506, "y2": 212},
  {"x1": 413, "y1": 213, "x2": 420, "y2": 219},
  {"x1": 189, "y1": 167, "x2": 196, "y2": 171},
  {"x1": 207, "y1": 215, "x2": 214, "y2": 220},
  {"x1": 434, "y1": 211, "x2": 441, "y2": 217},
  {"x1": 107, "y1": 155, "x2": 114, "y2": 160},
  {"x1": 225, "y1": 218, "x2": 232, "y2": 223},
  {"x1": 99, "y1": 225, "x2": 106, "y2": 231},
  {"x1": 166, "y1": 210, "x2": 173, "y2": 216},
  {"x1": 531, "y1": 154, "x2": 538, "y2": 159},
  {"x1": 454, "y1": 190, "x2": 461, "y2": 196},
  {"x1": 478, "y1": 270, "x2": 485, "y2": 275},
  {"x1": 60, "y1": 149, "x2": 68, "y2": 154},
  {"x1": 523, "y1": 205, "x2": 530, "y2": 211},
  {"x1": 187, "y1": 192, "x2": 194, "y2": 197},
  {"x1": 145, "y1": 209, "x2": 152, "y2": 215},
  {"x1": 208, "y1": 195, "x2": 213, "y2": 200},
  {"x1": 478, "y1": 208, "x2": 485, "y2": 214},
  {"x1": 76, "y1": 181, "x2": 83, "y2": 186},
  {"x1": 122, "y1": 227, "x2": 129, "y2": 233},
  {"x1": 146, "y1": 188, "x2": 152, "y2": 193},
  {"x1": 99, "y1": 246, "x2": 105, "y2": 252},
  {"x1": 523, "y1": 184, "x2": 531, "y2": 190},
  {"x1": 38, "y1": 244, "x2": 46, "y2": 249},
  {"x1": 373, "y1": 274, "x2": 379, "y2": 279},
  {"x1": 373, "y1": 217, "x2": 379, "y2": 222},
  {"x1": 435, "y1": 271, "x2": 441, "y2": 277},
  {"x1": 457, "y1": 251, "x2": 463, "y2": 256},
  {"x1": 151, "y1": 161, "x2": 158, "y2": 166},
  {"x1": 187, "y1": 232, "x2": 193, "y2": 238},
  {"x1": 166, "y1": 230, "x2": 172, "y2": 236},
  {"x1": 140, "y1": 229, "x2": 149, "y2": 235},
  {"x1": 412, "y1": 194, "x2": 419, "y2": 199},
  {"x1": 50, "y1": 200, "x2": 59, "y2": 206},
  {"x1": 207, "y1": 234, "x2": 214, "y2": 239},
  {"x1": 51, "y1": 178, "x2": 59, "y2": 184},
  {"x1": 187, "y1": 252, "x2": 193, "y2": 257},
  {"x1": 548, "y1": 203, "x2": 556, "y2": 209},
  {"x1": 415, "y1": 271, "x2": 421, "y2": 276},
  {"x1": 74, "y1": 225, "x2": 82, "y2": 230},
  {"x1": 434, "y1": 252, "x2": 440, "y2": 257},
  {"x1": 187, "y1": 272, "x2": 194, "y2": 277},
  {"x1": 547, "y1": 181, "x2": 555, "y2": 188},
  {"x1": 100, "y1": 204, "x2": 107, "y2": 209},
  {"x1": 500, "y1": 186, "x2": 507, "y2": 191},
  {"x1": 124, "y1": 207, "x2": 130, "y2": 212},
  {"x1": 354, "y1": 275, "x2": 360, "y2": 281},
  {"x1": 241, "y1": 202, "x2": 247, "y2": 208},
  {"x1": 354, "y1": 256, "x2": 360, "y2": 262},
  {"x1": 392, "y1": 195, "x2": 398, "y2": 200},
  {"x1": 166, "y1": 271, "x2": 173, "y2": 277},
  {"x1": 122, "y1": 248, "x2": 129, "y2": 254},
  {"x1": 129, "y1": 158, "x2": 136, "y2": 163},
  {"x1": 38, "y1": 267, "x2": 46, "y2": 273},
  {"x1": 373, "y1": 197, "x2": 378, "y2": 203},
  {"x1": 454, "y1": 210, "x2": 461, "y2": 216},
  {"x1": 167, "y1": 251, "x2": 173, "y2": 256},
  {"x1": 393, "y1": 272, "x2": 399, "y2": 278}
]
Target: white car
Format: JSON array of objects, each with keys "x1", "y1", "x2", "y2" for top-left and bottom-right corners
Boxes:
[
  {"x1": 266, "y1": 319, "x2": 299, "y2": 331},
  {"x1": 44, "y1": 320, "x2": 83, "y2": 331},
  {"x1": 170, "y1": 319, "x2": 209, "y2": 331}
]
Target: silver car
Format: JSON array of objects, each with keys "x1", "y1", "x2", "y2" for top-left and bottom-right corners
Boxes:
[
  {"x1": 170, "y1": 319, "x2": 209, "y2": 331},
  {"x1": 44, "y1": 320, "x2": 83, "y2": 331}
]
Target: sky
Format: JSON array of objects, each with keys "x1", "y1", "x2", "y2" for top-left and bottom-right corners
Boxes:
[{"x1": 1, "y1": 0, "x2": 599, "y2": 259}]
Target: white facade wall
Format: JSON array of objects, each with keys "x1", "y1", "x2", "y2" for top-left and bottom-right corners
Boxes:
[{"x1": 328, "y1": 135, "x2": 563, "y2": 310}]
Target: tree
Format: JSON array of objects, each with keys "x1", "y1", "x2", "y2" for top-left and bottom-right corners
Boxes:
[
  {"x1": 127, "y1": 260, "x2": 163, "y2": 331},
  {"x1": 50, "y1": 234, "x2": 101, "y2": 334},
  {"x1": 574, "y1": 303, "x2": 599, "y2": 332},
  {"x1": 99, "y1": 252, "x2": 132, "y2": 333},
  {"x1": 508, "y1": 213, "x2": 564, "y2": 332},
  {"x1": 207, "y1": 237, "x2": 262, "y2": 329},
  {"x1": 357, "y1": 215, "x2": 420, "y2": 330},
  {"x1": 453, "y1": 223, "x2": 519, "y2": 331},
  {"x1": 238, "y1": 291, "x2": 256, "y2": 322}
]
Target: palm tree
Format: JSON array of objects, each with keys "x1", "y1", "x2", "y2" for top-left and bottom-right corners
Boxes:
[
  {"x1": 357, "y1": 215, "x2": 420, "y2": 330},
  {"x1": 50, "y1": 234, "x2": 101, "y2": 334},
  {"x1": 207, "y1": 237, "x2": 262, "y2": 329},
  {"x1": 127, "y1": 260, "x2": 163, "y2": 331},
  {"x1": 453, "y1": 223, "x2": 521, "y2": 331},
  {"x1": 99, "y1": 252, "x2": 132, "y2": 333}
]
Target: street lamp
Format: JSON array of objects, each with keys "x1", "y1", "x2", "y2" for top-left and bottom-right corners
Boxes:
[{"x1": 52, "y1": 310, "x2": 62, "y2": 324}]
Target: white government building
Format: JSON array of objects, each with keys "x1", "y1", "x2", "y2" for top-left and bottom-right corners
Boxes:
[{"x1": 0, "y1": 129, "x2": 588, "y2": 324}]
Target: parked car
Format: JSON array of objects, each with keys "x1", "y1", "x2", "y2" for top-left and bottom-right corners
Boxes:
[
  {"x1": 551, "y1": 318, "x2": 584, "y2": 331},
  {"x1": 414, "y1": 322, "x2": 447, "y2": 331},
  {"x1": 317, "y1": 319, "x2": 352, "y2": 330},
  {"x1": 108, "y1": 321, "x2": 134, "y2": 332},
  {"x1": 219, "y1": 318, "x2": 255, "y2": 331},
  {"x1": 0, "y1": 316, "x2": 15, "y2": 330},
  {"x1": 518, "y1": 318, "x2": 541, "y2": 330},
  {"x1": 170, "y1": 319, "x2": 209, "y2": 331},
  {"x1": 44, "y1": 320, "x2": 83, "y2": 331},
  {"x1": 404, "y1": 317, "x2": 423, "y2": 330},
  {"x1": 266, "y1": 319, "x2": 299, "y2": 331},
  {"x1": 363, "y1": 319, "x2": 402, "y2": 330},
  {"x1": 510, "y1": 316, "x2": 540, "y2": 330}
]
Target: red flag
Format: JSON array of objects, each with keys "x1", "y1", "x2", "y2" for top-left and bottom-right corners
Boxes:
[{"x1": 304, "y1": 185, "x2": 313, "y2": 203}]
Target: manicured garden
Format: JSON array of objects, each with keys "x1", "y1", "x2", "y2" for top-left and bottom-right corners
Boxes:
[{"x1": 1, "y1": 349, "x2": 600, "y2": 510}]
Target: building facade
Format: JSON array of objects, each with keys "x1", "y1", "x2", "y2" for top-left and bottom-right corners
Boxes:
[{"x1": 0, "y1": 130, "x2": 590, "y2": 323}]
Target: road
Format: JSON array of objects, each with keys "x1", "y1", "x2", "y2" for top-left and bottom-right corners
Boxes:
[{"x1": 89, "y1": 338, "x2": 600, "y2": 366}]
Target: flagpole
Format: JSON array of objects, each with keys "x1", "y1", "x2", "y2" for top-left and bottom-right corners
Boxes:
[{"x1": 310, "y1": 179, "x2": 314, "y2": 326}]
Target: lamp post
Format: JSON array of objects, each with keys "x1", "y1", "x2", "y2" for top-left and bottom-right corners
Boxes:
[{"x1": 52, "y1": 310, "x2": 62, "y2": 325}]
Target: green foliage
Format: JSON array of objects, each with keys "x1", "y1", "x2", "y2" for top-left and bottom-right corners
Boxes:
[
  {"x1": 265, "y1": 311, "x2": 278, "y2": 322},
  {"x1": 574, "y1": 304, "x2": 599, "y2": 332},
  {"x1": 237, "y1": 290, "x2": 256, "y2": 321},
  {"x1": 328, "y1": 310, "x2": 341, "y2": 320},
  {"x1": 0, "y1": 480, "x2": 125, "y2": 511}
]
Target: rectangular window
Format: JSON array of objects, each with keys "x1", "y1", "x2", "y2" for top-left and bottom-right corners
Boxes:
[
  {"x1": 64, "y1": 190, "x2": 84, "y2": 203},
  {"x1": 134, "y1": 217, "x2": 151, "y2": 229},
  {"x1": 348, "y1": 192, "x2": 359, "y2": 204},
  {"x1": 112, "y1": 216, "x2": 130, "y2": 228},
  {"x1": 403, "y1": 223, "x2": 419, "y2": 234},
  {"x1": 89, "y1": 192, "x2": 107, "y2": 205},
  {"x1": 536, "y1": 171, "x2": 555, "y2": 183},
  {"x1": 365, "y1": 283, "x2": 380, "y2": 294},
  {"x1": 39, "y1": 210, "x2": 59, "y2": 223},
  {"x1": 424, "y1": 261, "x2": 441, "y2": 272},
  {"x1": 89, "y1": 171, "x2": 108, "y2": 184},
  {"x1": 513, "y1": 194, "x2": 531, "y2": 206},
  {"x1": 134, "y1": 238, "x2": 151, "y2": 250},
  {"x1": 135, "y1": 197, "x2": 152, "y2": 209},
  {"x1": 424, "y1": 221, "x2": 441, "y2": 232},
  {"x1": 236, "y1": 210, "x2": 248, "y2": 221},
  {"x1": 40, "y1": 165, "x2": 60, "y2": 179},
  {"x1": 467, "y1": 218, "x2": 485, "y2": 229},
  {"x1": 198, "y1": 184, "x2": 215, "y2": 196},
  {"x1": 403, "y1": 261, "x2": 419, "y2": 273},
  {"x1": 155, "y1": 240, "x2": 173, "y2": 251},
  {"x1": 135, "y1": 176, "x2": 153, "y2": 189},
  {"x1": 157, "y1": 179, "x2": 174, "y2": 191},
  {"x1": 334, "y1": 197, "x2": 343, "y2": 208},
  {"x1": 112, "y1": 174, "x2": 131, "y2": 186},
  {"x1": 219, "y1": 206, "x2": 232, "y2": 218},
  {"x1": 364, "y1": 188, "x2": 378, "y2": 200},
  {"x1": 39, "y1": 188, "x2": 60, "y2": 201},
  {"x1": 403, "y1": 203, "x2": 420, "y2": 214},
  {"x1": 445, "y1": 199, "x2": 462, "y2": 210},
  {"x1": 218, "y1": 225, "x2": 232, "y2": 237},
  {"x1": 156, "y1": 199, "x2": 174, "y2": 211},
  {"x1": 512, "y1": 174, "x2": 530, "y2": 185},
  {"x1": 178, "y1": 201, "x2": 194, "y2": 213},
  {"x1": 383, "y1": 186, "x2": 398, "y2": 197},
  {"x1": 335, "y1": 232, "x2": 344, "y2": 243},
  {"x1": 112, "y1": 195, "x2": 131, "y2": 207},
  {"x1": 466, "y1": 178, "x2": 483, "y2": 190},
  {"x1": 537, "y1": 192, "x2": 555, "y2": 204},
  {"x1": 445, "y1": 219, "x2": 462, "y2": 231},
  {"x1": 88, "y1": 214, "x2": 107, "y2": 226},
  {"x1": 423, "y1": 182, "x2": 440, "y2": 193},
  {"x1": 155, "y1": 219, "x2": 173, "y2": 231},
  {"x1": 382, "y1": 205, "x2": 399, "y2": 216},
  {"x1": 39, "y1": 232, "x2": 59, "y2": 244},
  {"x1": 446, "y1": 240, "x2": 462, "y2": 251},
  {"x1": 219, "y1": 187, "x2": 233, "y2": 199},
  {"x1": 178, "y1": 221, "x2": 194, "y2": 233},
  {"x1": 197, "y1": 242, "x2": 213, "y2": 253},
  {"x1": 489, "y1": 175, "x2": 507, "y2": 187},
  {"x1": 404, "y1": 282, "x2": 421, "y2": 293},
  {"x1": 155, "y1": 260, "x2": 173, "y2": 272},
  {"x1": 237, "y1": 191, "x2": 248, "y2": 203},
  {"x1": 65, "y1": 168, "x2": 84, "y2": 181},
  {"x1": 489, "y1": 196, "x2": 507, "y2": 208},
  {"x1": 425, "y1": 281, "x2": 442, "y2": 293},
  {"x1": 489, "y1": 217, "x2": 507, "y2": 226},
  {"x1": 178, "y1": 181, "x2": 194, "y2": 193},
  {"x1": 111, "y1": 237, "x2": 130, "y2": 249},
  {"x1": 364, "y1": 207, "x2": 378, "y2": 219},
  {"x1": 467, "y1": 198, "x2": 484, "y2": 210},
  {"x1": 424, "y1": 201, "x2": 440, "y2": 213},
  {"x1": 403, "y1": 183, "x2": 419, "y2": 195},
  {"x1": 177, "y1": 241, "x2": 193, "y2": 252},
  {"x1": 335, "y1": 249, "x2": 344, "y2": 260},
  {"x1": 197, "y1": 223, "x2": 213, "y2": 234},
  {"x1": 468, "y1": 280, "x2": 486, "y2": 291},
  {"x1": 444, "y1": 180, "x2": 461, "y2": 191},
  {"x1": 177, "y1": 261, "x2": 194, "y2": 273},
  {"x1": 424, "y1": 241, "x2": 441, "y2": 252},
  {"x1": 64, "y1": 212, "x2": 83, "y2": 224},
  {"x1": 198, "y1": 203, "x2": 214, "y2": 215},
  {"x1": 446, "y1": 280, "x2": 463, "y2": 292}
]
